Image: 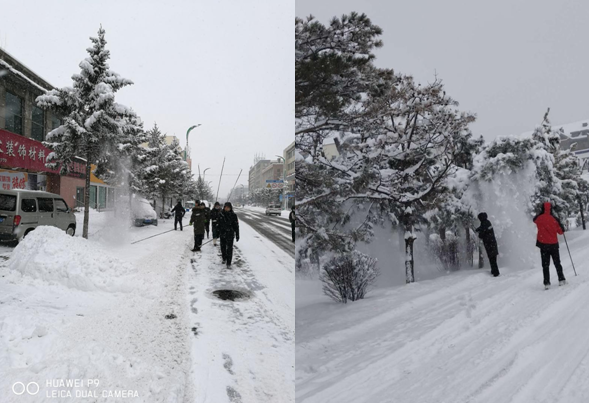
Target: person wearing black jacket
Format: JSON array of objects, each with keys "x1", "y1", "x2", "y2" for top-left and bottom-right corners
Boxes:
[
  {"x1": 289, "y1": 206, "x2": 295, "y2": 242},
  {"x1": 210, "y1": 202, "x2": 222, "y2": 246},
  {"x1": 201, "y1": 202, "x2": 211, "y2": 239},
  {"x1": 219, "y1": 202, "x2": 239, "y2": 267},
  {"x1": 189, "y1": 202, "x2": 206, "y2": 251},
  {"x1": 475, "y1": 212, "x2": 500, "y2": 277},
  {"x1": 171, "y1": 200, "x2": 186, "y2": 231}
]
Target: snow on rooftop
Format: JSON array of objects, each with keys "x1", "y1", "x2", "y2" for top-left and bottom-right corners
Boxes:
[
  {"x1": 520, "y1": 119, "x2": 589, "y2": 139},
  {"x1": 0, "y1": 58, "x2": 49, "y2": 93}
]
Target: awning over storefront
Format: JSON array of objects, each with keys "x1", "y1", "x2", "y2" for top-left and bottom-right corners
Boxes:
[{"x1": 0, "y1": 129, "x2": 86, "y2": 178}]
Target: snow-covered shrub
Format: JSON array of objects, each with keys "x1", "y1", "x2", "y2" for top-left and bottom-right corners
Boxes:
[
  {"x1": 320, "y1": 251, "x2": 378, "y2": 303},
  {"x1": 428, "y1": 232, "x2": 459, "y2": 271},
  {"x1": 575, "y1": 213, "x2": 584, "y2": 229}
]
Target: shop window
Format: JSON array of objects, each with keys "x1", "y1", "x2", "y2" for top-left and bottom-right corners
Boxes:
[
  {"x1": 21, "y1": 199, "x2": 37, "y2": 213},
  {"x1": 31, "y1": 106, "x2": 45, "y2": 141},
  {"x1": 98, "y1": 186, "x2": 106, "y2": 209},
  {"x1": 51, "y1": 115, "x2": 61, "y2": 131},
  {"x1": 5, "y1": 91, "x2": 23, "y2": 135},
  {"x1": 37, "y1": 198, "x2": 54, "y2": 212},
  {"x1": 54, "y1": 199, "x2": 68, "y2": 212},
  {"x1": 89, "y1": 185, "x2": 97, "y2": 209},
  {"x1": 75, "y1": 187, "x2": 85, "y2": 208}
]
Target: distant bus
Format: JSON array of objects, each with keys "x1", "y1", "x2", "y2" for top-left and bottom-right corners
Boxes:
[{"x1": 185, "y1": 200, "x2": 196, "y2": 211}]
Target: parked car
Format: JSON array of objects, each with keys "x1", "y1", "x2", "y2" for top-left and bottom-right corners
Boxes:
[
  {"x1": 0, "y1": 189, "x2": 76, "y2": 243},
  {"x1": 132, "y1": 197, "x2": 158, "y2": 227},
  {"x1": 265, "y1": 203, "x2": 281, "y2": 216}
]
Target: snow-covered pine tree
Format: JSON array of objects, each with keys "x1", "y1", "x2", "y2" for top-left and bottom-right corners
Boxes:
[
  {"x1": 344, "y1": 75, "x2": 476, "y2": 283},
  {"x1": 37, "y1": 26, "x2": 135, "y2": 238},
  {"x1": 93, "y1": 112, "x2": 147, "y2": 203},
  {"x1": 143, "y1": 133, "x2": 190, "y2": 215},
  {"x1": 532, "y1": 110, "x2": 589, "y2": 222},
  {"x1": 295, "y1": 13, "x2": 393, "y2": 271},
  {"x1": 194, "y1": 176, "x2": 214, "y2": 201},
  {"x1": 142, "y1": 123, "x2": 167, "y2": 210},
  {"x1": 530, "y1": 109, "x2": 565, "y2": 215}
]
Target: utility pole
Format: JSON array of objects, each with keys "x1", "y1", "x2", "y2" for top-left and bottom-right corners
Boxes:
[{"x1": 216, "y1": 158, "x2": 225, "y2": 202}]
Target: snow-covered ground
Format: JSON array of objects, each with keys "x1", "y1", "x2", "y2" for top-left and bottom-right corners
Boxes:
[
  {"x1": 186, "y1": 221, "x2": 294, "y2": 402},
  {"x1": 296, "y1": 228, "x2": 589, "y2": 403},
  {"x1": 0, "y1": 209, "x2": 294, "y2": 402}
]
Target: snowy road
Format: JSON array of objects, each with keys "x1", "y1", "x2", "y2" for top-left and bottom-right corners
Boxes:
[
  {"x1": 236, "y1": 208, "x2": 294, "y2": 258},
  {"x1": 296, "y1": 229, "x2": 589, "y2": 403}
]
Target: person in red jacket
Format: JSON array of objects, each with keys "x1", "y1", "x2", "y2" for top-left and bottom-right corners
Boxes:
[{"x1": 533, "y1": 202, "x2": 566, "y2": 289}]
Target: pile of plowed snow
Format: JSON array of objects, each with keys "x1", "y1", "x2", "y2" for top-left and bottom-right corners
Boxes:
[{"x1": 8, "y1": 226, "x2": 135, "y2": 292}]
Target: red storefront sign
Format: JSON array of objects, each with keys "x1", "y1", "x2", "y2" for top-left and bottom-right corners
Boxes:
[{"x1": 0, "y1": 129, "x2": 86, "y2": 178}]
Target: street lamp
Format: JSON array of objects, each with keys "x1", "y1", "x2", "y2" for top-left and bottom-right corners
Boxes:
[
  {"x1": 185, "y1": 124, "x2": 201, "y2": 161},
  {"x1": 276, "y1": 155, "x2": 287, "y2": 211},
  {"x1": 201, "y1": 168, "x2": 210, "y2": 201}
]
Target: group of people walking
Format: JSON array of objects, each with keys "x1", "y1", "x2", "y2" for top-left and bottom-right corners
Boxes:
[
  {"x1": 170, "y1": 199, "x2": 297, "y2": 268},
  {"x1": 476, "y1": 201, "x2": 567, "y2": 289},
  {"x1": 171, "y1": 199, "x2": 240, "y2": 268}
]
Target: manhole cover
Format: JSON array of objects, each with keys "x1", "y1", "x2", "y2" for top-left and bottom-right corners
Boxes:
[{"x1": 212, "y1": 290, "x2": 249, "y2": 301}]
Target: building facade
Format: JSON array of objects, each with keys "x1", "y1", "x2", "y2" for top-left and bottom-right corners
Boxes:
[
  {"x1": 0, "y1": 48, "x2": 117, "y2": 210},
  {"x1": 283, "y1": 141, "x2": 295, "y2": 207},
  {"x1": 248, "y1": 158, "x2": 271, "y2": 191}
]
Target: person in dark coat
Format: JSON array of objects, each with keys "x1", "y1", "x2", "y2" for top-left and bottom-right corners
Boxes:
[
  {"x1": 533, "y1": 202, "x2": 566, "y2": 288},
  {"x1": 210, "y1": 202, "x2": 222, "y2": 246},
  {"x1": 171, "y1": 200, "x2": 186, "y2": 231},
  {"x1": 201, "y1": 202, "x2": 211, "y2": 239},
  {"x1": 475, "y1": 212, "x2": 500, "y2": 277},
  {"x1": 289, "y1": 206, "x2": 295, "y2": 242},
  {"x1": 219, "y1": 202, "x2": 239, "y2": 267},
  {"x1": 189, "y1": 203, "x2": 206, "y2": 251}
]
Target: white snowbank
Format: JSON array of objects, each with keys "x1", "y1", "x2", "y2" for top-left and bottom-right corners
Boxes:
[{"x1": 9, "y1": 226, "x2": 135, "y2": 292}]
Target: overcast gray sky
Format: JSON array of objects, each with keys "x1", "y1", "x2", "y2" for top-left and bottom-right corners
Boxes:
[
  {"x1": 0, "y1": 0, "x2": 293, "y2": 199},
  {"x1": 297, "y1": 0, "x2": 589, "y2": 140}
]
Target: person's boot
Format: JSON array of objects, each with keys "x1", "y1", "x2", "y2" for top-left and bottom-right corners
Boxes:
[
  {"x1": 545, "y1": 283, "x2": 551, "y2": 290},
  {"x1": 559, "y1": 280, "x2": 567, "y2": 286}
]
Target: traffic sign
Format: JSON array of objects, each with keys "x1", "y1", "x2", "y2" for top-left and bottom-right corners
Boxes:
[{"x1": 266, "y1": 182, "x2": 284, "y2": 189}]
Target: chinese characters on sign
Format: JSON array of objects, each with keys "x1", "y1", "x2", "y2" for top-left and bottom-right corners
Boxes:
[
  {"x1": 0, "y1": 172, "x2": 27, "y2": 190},
  {"x1": 0, "y1": 129, "x2": 85, "y2": 178}
]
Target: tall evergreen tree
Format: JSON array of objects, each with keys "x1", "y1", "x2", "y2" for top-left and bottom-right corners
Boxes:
[
  {"x1": 295, "y1": 13, "x2": 392, "y2": 268},
  {"x1": 37, "y1": 26, "x2": 136, "y2": 238},
  {"x1": 142, "y1": 124, "x2": 190, "y2": 214}
]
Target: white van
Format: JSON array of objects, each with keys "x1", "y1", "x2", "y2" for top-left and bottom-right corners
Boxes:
[{"x1": 0, "y1": 189, "x2": 77, "y2": 243}]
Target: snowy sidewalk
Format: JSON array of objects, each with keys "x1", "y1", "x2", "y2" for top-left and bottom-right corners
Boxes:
[
  {"x1": 185, "y1": 221, "x2": 294, "y2": 403},
  {"x1": 0, "y1": 218, "x2": 196, "y2": 402},
  {"x1": 296, "y1": 229, "x2": 589, "y2": 403}
]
